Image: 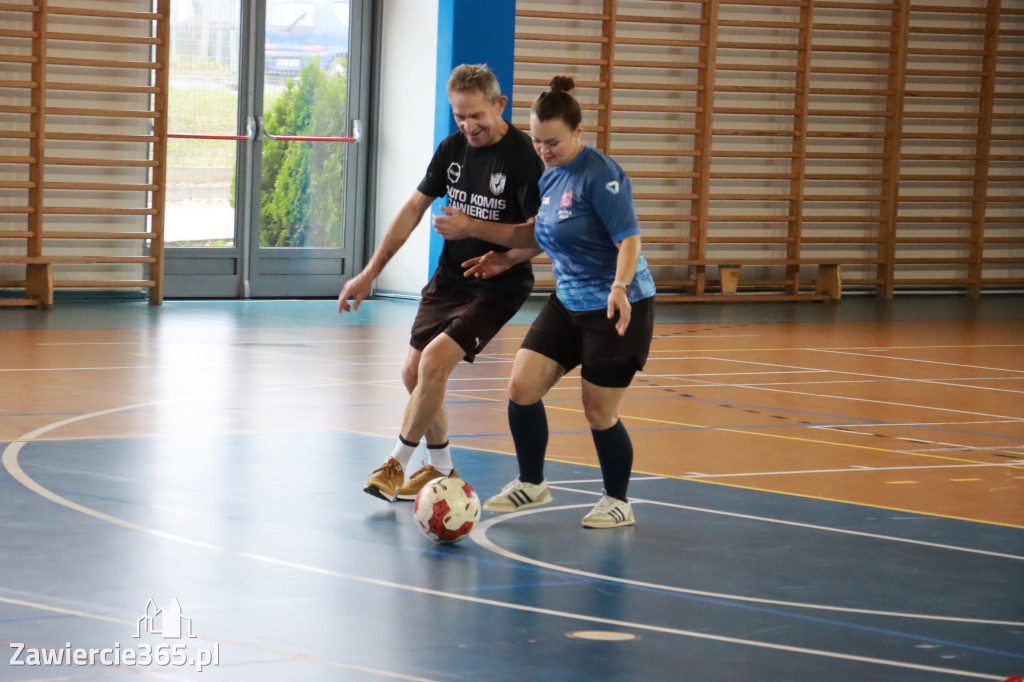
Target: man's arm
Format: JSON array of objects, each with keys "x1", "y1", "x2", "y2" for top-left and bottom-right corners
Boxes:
[
  {"x1": 338, "y1": 190, "x2": 434, "y2": 312},
  {"x1": 432, "y1": 207, "x2": 538, "y2": 249}
]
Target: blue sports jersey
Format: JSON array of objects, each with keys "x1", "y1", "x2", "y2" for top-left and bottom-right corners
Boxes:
[{"x1": 533, "y1": 146, "x2": 657, "y2": 312}]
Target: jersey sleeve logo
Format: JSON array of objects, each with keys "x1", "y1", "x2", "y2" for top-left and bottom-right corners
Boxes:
[
  {"x1": 605, "y1": 181, "x2": 620, "y2": 194},
  {"x1": 489, "y1": 172, "x2": 507, "y2": 195},
  {"x1": 447, "y1": 162, "x2": 462, "y2": 184}
]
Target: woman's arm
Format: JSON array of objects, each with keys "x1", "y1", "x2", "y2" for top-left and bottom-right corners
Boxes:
[
  {"x1": 607, "y1": 234, "x2": 642, "y2": 336},
  {"x1": 432, "y1": 207, "x2": 538, "y2": 249}
]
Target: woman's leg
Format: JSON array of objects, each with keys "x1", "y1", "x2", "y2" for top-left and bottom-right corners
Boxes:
[
  {"x1": 581, "y1": 379, "x2": 632, "y2": 501},
  {"x1": 507, "y1": 348, "x2": 566, "y2": 483}
]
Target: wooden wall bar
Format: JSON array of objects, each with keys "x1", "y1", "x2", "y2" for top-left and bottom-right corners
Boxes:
[
  {"x1": 513, "y1": 0, "x2": 1022, "y2": 299},
  {"x1": 0, "y1": 0, "x2": 167, "y2": 306}
]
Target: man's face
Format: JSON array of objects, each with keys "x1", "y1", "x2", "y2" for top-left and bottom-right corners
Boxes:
[{"x1": 450, "y1": 90, "x2": 508, "y2": 148}]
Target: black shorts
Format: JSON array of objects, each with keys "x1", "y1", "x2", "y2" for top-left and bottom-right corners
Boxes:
[
  {"x1": 521, "y1": 294, "x2": 655, "y2": 388},
  {"x1": 409, "y1": 273, "x2": 528, "y2": 363}
]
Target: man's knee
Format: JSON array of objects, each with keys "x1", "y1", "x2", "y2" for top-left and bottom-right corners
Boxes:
[
  {"x1": 417, "y1": 339, "x2": 463, "y2": 387},
  {"x1": 401, "y1": 362, "x2": 418, "y2": 392}
]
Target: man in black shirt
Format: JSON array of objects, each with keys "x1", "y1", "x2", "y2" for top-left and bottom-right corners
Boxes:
[{"x1": 338, "y1": 64, "x2": 544, "y2": 502}]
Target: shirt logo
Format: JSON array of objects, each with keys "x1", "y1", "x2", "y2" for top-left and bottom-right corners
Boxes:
[
  {"x1": 447, "y1": 162, "x2": 462, "y2": 184},
  {"x1": 489, "y1": 172, "x2": 506, "y2": 195},
  {"x1": 542, "y1": 196, "x2": 550, "y2": 205},
  {"x1": 605, "y1": 181, "x2": 620, "y2": 194},
  {"x1": 560, "y1": 191, "x2": 573, "y2": 208}
]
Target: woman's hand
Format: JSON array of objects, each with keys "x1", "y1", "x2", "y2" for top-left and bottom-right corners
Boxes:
[
  {"x1": 462, "y1": 251, "x2": 512, "y2": 280},
  {"x1": 607, "y1": 286, "x2": 631, "y2": 336}
]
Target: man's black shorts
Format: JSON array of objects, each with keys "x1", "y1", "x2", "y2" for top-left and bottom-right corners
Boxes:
[
  {"x1": 410, "y1": 273, "x2": 528, "y2": 363},
  {"x1": 521, "y1": 294, "x2": 655, "y2": 388}
]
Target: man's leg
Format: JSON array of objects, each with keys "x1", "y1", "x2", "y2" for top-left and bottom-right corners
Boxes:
[
  {"x1": 400, "y1": 332, "x2": 464, "y2": 447},
  {"x1": 401, "y1": 346, "x2": 449, "y2": 451},
  {"x1": 365, "y1": 334, "x2": 464, "y2": 502}
]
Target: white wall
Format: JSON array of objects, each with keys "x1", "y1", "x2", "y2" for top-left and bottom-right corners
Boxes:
[{"x1": 372, "y1": 0, "x2": 439, "y2": 296}]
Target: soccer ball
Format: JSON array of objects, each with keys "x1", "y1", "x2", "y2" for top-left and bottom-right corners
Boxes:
[{"x1": 413, "y1": 477, "x2": 481, "y2": 544}]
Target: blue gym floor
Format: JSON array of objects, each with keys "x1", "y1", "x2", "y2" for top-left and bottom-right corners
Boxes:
[{"x1": 2, "y1": 296, "x2": 1022, "y2": 680}]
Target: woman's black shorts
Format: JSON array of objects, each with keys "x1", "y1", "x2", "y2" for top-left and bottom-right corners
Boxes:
[{"x1": 521, "y1": 294, "x2": 654, "y2": 388}]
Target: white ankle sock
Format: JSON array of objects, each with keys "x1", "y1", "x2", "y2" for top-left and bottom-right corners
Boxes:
[
  {"x1": 427, "y1": 442, "x2": 452, "y2": 475},
  {"x1": 389, "y1": 437, "x2": 418, "y2": 469}
]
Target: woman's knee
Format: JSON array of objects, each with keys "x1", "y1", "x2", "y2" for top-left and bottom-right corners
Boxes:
[
  {"x1": 508, "y1": 372, "x2": 546, "y2": 406},
  {"x1": 583, "y1": 403, "x2": 618, "y2": 430}
]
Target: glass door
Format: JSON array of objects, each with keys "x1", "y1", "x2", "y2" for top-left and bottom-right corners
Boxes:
[{"x1": 163, "y1": 0, "x2": 369, "y2": 298}]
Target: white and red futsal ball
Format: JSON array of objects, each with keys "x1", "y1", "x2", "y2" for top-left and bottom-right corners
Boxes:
[{"x1": 414, "y1": 477, "x2": 481, "y2": 544}]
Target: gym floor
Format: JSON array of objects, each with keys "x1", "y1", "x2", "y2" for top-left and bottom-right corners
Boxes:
[{"x1": 2, "y1": 294, "x2": 1022, "y2": 681}]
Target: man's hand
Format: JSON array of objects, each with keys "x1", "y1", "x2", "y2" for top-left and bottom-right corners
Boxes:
[
  {"x1": 462, "y1": 251, "x2": 512, "y2": 280},
  {"x1": 432, "y1": 206, "x2": 474, "y2": 240},
  {"x1": 607, "y1": 287, "x2": 632, "y2": 336},
  {"x1": 338, "y1": 271, "x2": 372, "y2": 312}
]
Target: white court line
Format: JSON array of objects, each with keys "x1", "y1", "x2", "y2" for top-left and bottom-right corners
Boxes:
[
  {"x1": 549, "y1": 476, "x2": 666, "y2": 485},
  {"x1": 812, "y1": 348, "x2": 1024, "y2": 376},
  {"x1": 810, "y1": 425, "x2": 1018, "y2": 453},
  {"x1": 674, "y1": 462, "x2": 1024, "y2": 478},
  {"x1": 645, "y1": 370, "x2": 828, "y2": 377},
  {"x1": 1, "y1": 403, "x2": 1018, "y2": 680},
  {"x1": 651, "y1": 334, "x2": 761, "y2": 339},
  {"x1": 897, "y1": 446, "x2": 1024, "y2": 454},
  {"x1": 479, "y1": 491, "x2": 1024, "y2": 606},
  {"x1": 546, "y1": 485, "x2": 1024, "y2": 564},
  {"x1": 835, "y1": 419, "x2": 1024, "y2": 428},
  {"x1": 37, "y1": 339, "x2": 401, "y2": 346},
  {"x1": 673, "y1": 357, "x2": 1024, "y2": 422},
  {"x1": 683, "y1": 377, "x2": 1024, "y2": 388}
]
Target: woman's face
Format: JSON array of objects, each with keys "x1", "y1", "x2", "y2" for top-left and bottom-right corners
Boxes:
[{"x1": 530, "y1": 114, "x2": 582, "y2": 168}]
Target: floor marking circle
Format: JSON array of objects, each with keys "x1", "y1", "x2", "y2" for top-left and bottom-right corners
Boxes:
[
  {"x1": 472, "y1": 500, "x2": 1024, "y2": 626},
  {"x1": 2, "y1": 401, "x2": 1019, "y2": 680},
  {"x1": 566, "y1": 630, "x2": 639, "y2": 642}
]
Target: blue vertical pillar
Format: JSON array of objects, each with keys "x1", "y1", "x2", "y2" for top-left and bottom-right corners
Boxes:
[{"x1": 427, "y1": 0, "x2": 517, "y2": 280}]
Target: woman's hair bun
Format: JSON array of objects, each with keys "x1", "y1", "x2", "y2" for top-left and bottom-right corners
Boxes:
[{"x1": 548, "y1": 75, "x2": 576, "y2": 93}]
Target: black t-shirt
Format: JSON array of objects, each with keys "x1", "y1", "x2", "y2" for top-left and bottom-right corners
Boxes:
[{"x1": 417, "y1": 123, "x2": 544, "y2": 297}]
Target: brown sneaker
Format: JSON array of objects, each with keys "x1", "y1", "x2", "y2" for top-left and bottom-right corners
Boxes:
[
  {"x1": 364, "y1": 457, "x2": 404, "y2": 502},
  {"x1": 396, "y1": 463, "x2": 459, "y2": 501}
]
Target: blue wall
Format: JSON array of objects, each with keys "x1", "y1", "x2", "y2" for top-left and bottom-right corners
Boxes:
[{"x1": 427, "y1": 0, "x2": 517, "y2": 280}]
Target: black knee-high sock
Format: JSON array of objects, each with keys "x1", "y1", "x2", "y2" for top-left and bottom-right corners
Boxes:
[
  {"x1": 508, "y1": 399, "x2": 547, "y2": 484},
  {"x1": 592, "y1": 419, "x2": 633, "y2": 501}
]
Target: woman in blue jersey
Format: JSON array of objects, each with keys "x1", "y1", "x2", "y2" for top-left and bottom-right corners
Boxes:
[{"x1": 433, "y1": 75, "x2": 656, "y2": 528}]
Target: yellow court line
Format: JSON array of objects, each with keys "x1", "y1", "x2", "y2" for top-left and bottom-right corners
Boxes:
[
  {"x1": 437, "y1": 438, "x2": 1024, "y2": 530},
  {"x1": 624, "y1": 467, "x2": 1024, "y2": 531},
  {"x1": 8, "y1": 418, "x2": 1022, "y2": 531},
  {"x1": 440, "y1": 388, "x2": 1014, "y2": 470}
]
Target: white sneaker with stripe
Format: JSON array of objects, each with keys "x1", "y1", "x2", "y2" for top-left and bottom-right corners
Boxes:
[
  {"x1": 582, "y1": 492, "x2": 635, "y2": 528},
  {"x1": 482, "y1": 478, "x2": 552, "y2": 512}
]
